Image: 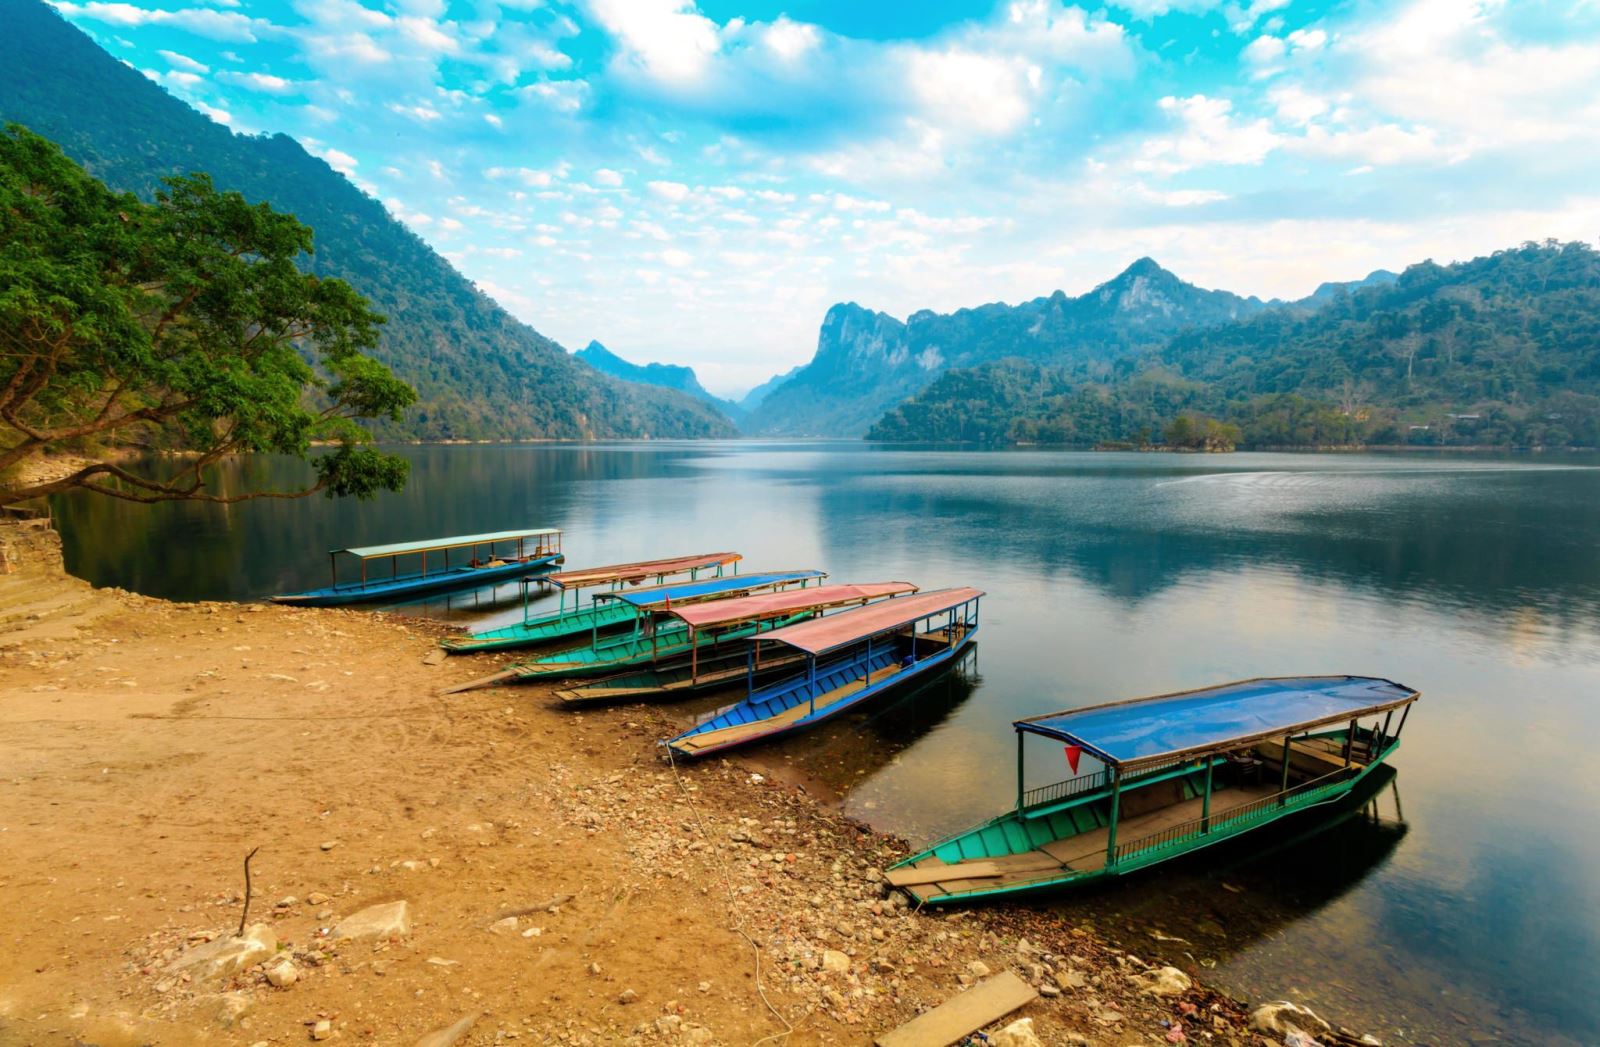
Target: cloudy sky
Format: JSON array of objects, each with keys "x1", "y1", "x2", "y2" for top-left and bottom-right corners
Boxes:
[{"x1": 54, "y1": 0, "x2": 1600, "y2": 395}]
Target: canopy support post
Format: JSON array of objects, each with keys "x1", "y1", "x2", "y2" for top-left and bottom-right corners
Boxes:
[
  {"x1": 747, "y1": 645, "x2": 755, "y2": 693},
  {"x1": 1015, "y1": 731, "x2": 1025, "y2": 815},
  {"x1": 689, "y1": 627, "x2": 697, "y2": 682},
  {"x1": 807, "y1": 655, "x2": 817, "y2": 716},
  {"x1": 1395, "y1": 703, "x2": 1411, "y2": 740},
  {"x1": 1104, "y1": 767, "x2": 1123, "y2": 866},
  {"x1": 1379, "y1": 709, "x2": 1395, "y2": 755},
  {"x1": 1201, "y1": 757, "x2": 1214, "y2": 834},
  {"x1": 1278, "y1": 733, "x2": 1292, "y2": 805},
  {"x1": 1344, "y1": 719, "x2": 1357, "y2": 767}
]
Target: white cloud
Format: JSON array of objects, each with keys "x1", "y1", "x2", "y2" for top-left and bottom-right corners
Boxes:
[
  {"x1": 908, "y1": 48, "x2": 1031, "y2": 135},
  {"x1": 157, "y1": 48, "x2": 208, "y2": 72},
  {"x1": 594, "y1": 168, "x2": 624, "y2": 186},
  {"x1": 217, "y1": 70, "x2": 300, "y2": 94},
  {"x1": 1133, "y1": 95, "x2": 1280, "y2": 174},
  {"x1": 587, "y1": 0, "x2": 721, "y2": 85},
  {"x1": 194, "y1": 101, "x2": 233, "y2": 125},
  {"x1": 761, "y1": 17, "x2": 819, "y2": 62},
  {"x1": 659, "y1": 247, "x2": 693, "y2": 267},
  {"x1": 319, "y1": 148, "x2": 359, "y2": 174},
  {"x1": 56, "y1": 2, "x2": 278, "y2": 41},
  {"x1": 648, "y1": 180, "x2": 691, "y2": 202}
]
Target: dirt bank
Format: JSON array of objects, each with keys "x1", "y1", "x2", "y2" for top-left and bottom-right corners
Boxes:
[{"x1": 1, "y1": 520, "x2": 1321, "y2": 1046}]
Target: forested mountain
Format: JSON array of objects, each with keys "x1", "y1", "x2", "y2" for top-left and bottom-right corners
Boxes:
[
  {"x1": 574, "y1": 341, "x2": 741, "y2": 420},
  {"x1": 738, "y1": 366, "x2": 803, "y2": 412},
  {"x1": 745, "y1": 258, "x2": 1265, "y2": 436},
  {"x1": 869, "y1": 241, "x2": 1600, "y2": 449},
  {"x1": 0, "y1": 0, "x2": 733, "y2": 441}
]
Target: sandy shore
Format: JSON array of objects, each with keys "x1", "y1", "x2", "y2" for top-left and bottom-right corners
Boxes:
[{"x1": 0, "y1": 519, "x2": 1330, "y2": 1046}]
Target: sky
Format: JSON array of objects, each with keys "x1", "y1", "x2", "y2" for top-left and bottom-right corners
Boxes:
[{"x1": 52, "y1": 0, "x2": 1600, "y2": 397}]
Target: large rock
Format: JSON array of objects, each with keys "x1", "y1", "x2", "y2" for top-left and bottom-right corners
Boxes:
[
  {"x1": 1137, "y1": 966, "x2": 1192, "y2": 997},
  {"x1": 331, "y1": 900, "x2": 412, "y2": 942},
  {"x1": 821, "y1": 949, "x2": 850, "y2": 973},
  {"x1": 990, "y1": 1017, "x2": 1045, "y2": 1047},
  {"x1": 1251, "y1": 1001, "x2": 1334, "y2": 1037},
  {"x1": 164, "y1": 925, "x2": 276, "y2": 984},
  {"x1": 415, "y1": 1012, "x2": 480, "y2": 1047}
]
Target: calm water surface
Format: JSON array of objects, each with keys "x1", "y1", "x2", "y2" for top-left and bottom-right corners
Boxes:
[{"x1": 53, "y1": 444, "x2": 1600, "y2": 1045}]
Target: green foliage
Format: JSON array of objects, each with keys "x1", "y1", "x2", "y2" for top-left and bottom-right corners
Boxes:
[
  {"x1": 869, "y1": 242, "x2": 1600, "y2": 450},
  {"x1": 0, "y1": 124, "x2": 413, "y2": 503},
  {"x1": 0, "y1": 1, "x2": 734, "y2": 442},
  {"x1": 1163, "y1": 414, "x2": 1240, "y2": 452}
]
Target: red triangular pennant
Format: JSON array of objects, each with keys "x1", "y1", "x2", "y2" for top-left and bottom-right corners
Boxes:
[{"x1": 1064, "y1": 745, "x2": 1082, "y2": 774}]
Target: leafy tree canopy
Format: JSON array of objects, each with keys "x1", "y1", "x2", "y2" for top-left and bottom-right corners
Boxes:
[{"x1": 0, "y1": 124, "x2": 415, "y2": 504}]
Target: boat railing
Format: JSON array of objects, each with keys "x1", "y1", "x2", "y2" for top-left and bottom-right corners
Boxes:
[
  {"x1": 1022, "y1": 769, "x2": 1111, "y2": 810},
  {"x1": 1112, "y1": 767, "x2": 1355, "y2": 865}
]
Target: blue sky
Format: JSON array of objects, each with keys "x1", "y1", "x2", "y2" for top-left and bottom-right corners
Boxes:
[{"x1": 53, "y1": 0, "x2": 1600, "y2": 396}]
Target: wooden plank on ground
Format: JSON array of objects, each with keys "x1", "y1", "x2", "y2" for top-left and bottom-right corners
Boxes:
[
  {"x1": 884, "y1": 862, "x2": 1000, "y2": 888},
  {"x1": 875, "y1": 970, "x2": 1038, "y2": 1047}
]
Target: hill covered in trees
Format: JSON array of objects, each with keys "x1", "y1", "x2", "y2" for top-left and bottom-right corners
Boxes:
[
  {"x1": 746, "y1": 258, "x2": 1267, "y2": 436},
  {"x1": 574, "y1": 341, "x2": 741, "y2": 421},
  {"x1": 0, "y1": 0, "x2": 733, "y2": 442},
  {"x1": 869, "y1": 241, "x2": 1600, "y2": 449}
]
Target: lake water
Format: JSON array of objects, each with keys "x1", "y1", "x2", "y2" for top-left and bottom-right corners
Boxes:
[{"x1": 51, "y1": 443, "x2": 1600, "y2": 1045}]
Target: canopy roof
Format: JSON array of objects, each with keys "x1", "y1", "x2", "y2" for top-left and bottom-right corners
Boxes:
[
  {"x1": 596, "y1": 570, "x2": 826, "y2": 608},
  {"x1": 753, "y1": 586, "x2": 984, "y2": 656},
  {"x1": 338, "y1": 529, "x2": 560, "y2": 560},
  {"x1": 1016, "y1": 675, "x2": 1419, "y2": 769},
  {"x1": 546, "y1": 552, "x2": 741, "y2": 590},
  {"x1": 670, "y1": 582, "x2": 917, "y2": 629}
]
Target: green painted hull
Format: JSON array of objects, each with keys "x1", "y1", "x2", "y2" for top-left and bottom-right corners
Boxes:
[
  {"x1": 893, "y1": 731, "x2": 1400, "y2": 904},
  {"x1": 439, "y1": 602, "x2": 635, "y2": 653},
  {"x1": 507, "y1": 614, "x2": 811, "y2": 682},
  {"x1": 553, "y1": 649, "x2": 806, "y2": 705}
]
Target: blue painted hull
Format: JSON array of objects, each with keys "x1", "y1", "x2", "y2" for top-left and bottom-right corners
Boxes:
[
  {"x1": 667, "y1": 625, "x2": 977, "y2": 758},
  {"x1": 271, "y1": 555, "x2": 562, "y2": 607}
]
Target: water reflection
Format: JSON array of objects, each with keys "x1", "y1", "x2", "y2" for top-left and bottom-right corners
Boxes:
[{"x1": 48, "y1": 443, "x2": 1600, "y2": 1045}]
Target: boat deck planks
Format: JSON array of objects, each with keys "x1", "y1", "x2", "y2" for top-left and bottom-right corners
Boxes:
[
  {"x1": 670, "y1": 664, "x2": 905, "y2": 754},
  {"x1": 874, "y1": 970, "x2": 1037, "y2": 1047},
  {"x1": 883, "y1": 862, "x2": 1000, "y2": 888},
  {"x1": 904, "y1": 781, "x2": 1283, "y2": 902}
]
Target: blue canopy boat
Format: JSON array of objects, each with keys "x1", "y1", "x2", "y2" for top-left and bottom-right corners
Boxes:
[
  {"x1": 271, "y1": 529, "x2": 564, "y2": 607},
  {"x1": 665, "y1": 587, "x2": 984, "y2": 759},
  {"x1": 885, "y1": 675, "x2": 1419, "y2": 904},
  {"x1": 439, "y1": 551, "x2": 742, "y2": 653},
  {"x1": 443, "y1": 569, "x2": 829, "y2": 692}
]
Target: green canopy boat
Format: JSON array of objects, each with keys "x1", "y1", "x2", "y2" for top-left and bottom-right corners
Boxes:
[
  {"x1": 886, "y1": 675, "x2": 1418, "y2": 904},
  {"x1": 444, "y1": 569, "x2": 827, "y2": 691},
  {"x1": 439, "y1": 551, "x2": 742, "y2": 654},
  {"x1": 553, "y1": 582, "x2": 918, "y2": 705}
]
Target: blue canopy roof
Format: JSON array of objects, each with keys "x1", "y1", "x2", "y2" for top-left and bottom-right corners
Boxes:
[
  {"x1": 1016, "y1": 676, "x2": 1418, "y2": 768},
  {"x1": 595, "y1": 570, "x2": 825, "y2": 608}
]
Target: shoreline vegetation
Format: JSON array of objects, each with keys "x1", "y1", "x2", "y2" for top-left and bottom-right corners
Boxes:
[{"x1": 0, "y1": 517, "x2": 1383, "y2": 1046}]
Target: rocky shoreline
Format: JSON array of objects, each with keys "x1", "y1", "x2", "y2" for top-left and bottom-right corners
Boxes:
[{"x1": 1, "y1": 519, "x2": 1371, "y2": 1046}]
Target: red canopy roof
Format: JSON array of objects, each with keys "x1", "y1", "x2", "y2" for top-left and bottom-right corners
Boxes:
[
  {"x1": 751, "y1": 587, "x2": 984, "y2": 655},
  {"x1": 546, "y1": 552, "x2": 741, "y2": 589},
  {"x1": 669, "y1": 582, "x2": 918, "y2": 629}
]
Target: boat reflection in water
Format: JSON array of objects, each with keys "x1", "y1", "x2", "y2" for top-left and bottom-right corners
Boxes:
[{"x1": 1050, "y1": 764, "x2": 1410, "y2": 1018}]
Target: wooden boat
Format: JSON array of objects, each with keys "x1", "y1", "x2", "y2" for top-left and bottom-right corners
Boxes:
[
  {"x1": 443, "y1": 570, "x2": 828, "y2": 691},
  {"x1": 439, "y1": 552, "x2": 741, "y2": 653},
  {"x1": 270, "y1": 529, "x2": 563, "y2": 607},
  {"x1": 665, "y1": 587, "x2": 984, "y2": 759},
  {"x1": 554, "y1": 582, "x2": 919, "y2": 705},
  {"x1": 885, "y1": 675, "x2": 1419, "y2": 904}
]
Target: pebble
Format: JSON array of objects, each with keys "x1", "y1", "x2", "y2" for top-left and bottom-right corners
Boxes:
[{"x1": 311, "y1": 1018, "x2": 332, "y2": 1040}]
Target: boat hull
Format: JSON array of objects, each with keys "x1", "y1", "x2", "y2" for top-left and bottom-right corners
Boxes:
[
  {"x1": 505, "y1": 614, "x2": 813, "y2": 682},
  {"x1": 440, "y1": 601, "x2": 636, "y2": 653},
  {"x1": 890, "y1": 733, "x2": 1401, "y2": 905},
  {"x1": 666, "y1": 625, "x2": 976, "y2": 759},
  {"x1": 271, "y1": 555, "x2": 562, "y2": 607},
  {"x1": 553, "y1": 649, "x2": 808, "y2": 705}
]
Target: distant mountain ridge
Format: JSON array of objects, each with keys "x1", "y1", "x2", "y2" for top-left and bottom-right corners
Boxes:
[
  {"x1": 745, "y1": 257, "x2": 1267, "y2": 436},
  {"x1": 869, "y1": 241, "x2": 1600, "y2": 449},
  {"x1": 0, "y1": 0, "x2": 734, "y2": 441},
  {"x1": 574, "y1": 341, "x2": 742, "y2": 419}
]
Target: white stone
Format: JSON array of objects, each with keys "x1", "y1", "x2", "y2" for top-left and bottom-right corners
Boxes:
[
  {"x1": 489, "y1": 916, "x2": 519, "y2": 935},
  {"x1": 312, "y1": 1018, "x2": 333, "y2": 1040},
  {"x1": 331, "y1": 900, "x2": 412, "y2": 942},
  {"x1": 821, "y1": 949, "x2": 850, "y2": 973},
  {"x1": 1251, "y1": 1001, "x2": 1334, "y2": 1037},
  {"x1": 265, "y1": 959, "x2": 299, "y2": 987},
  {"x1": 214, "y1": 991, "x2": 253, "y2": 1028},
  {"x1": 1138, "y1": 965, "x2": 1192, "y2": 997},
  {"x1": 164, "y1": 924, "x2": 277, "y2": 985},
  {"x1": 967, "y1": 960, "x2": 992, "y2": 979},
  {"x1": 990, "y1": 1017, "x2": 1045, "y2": 1047}
]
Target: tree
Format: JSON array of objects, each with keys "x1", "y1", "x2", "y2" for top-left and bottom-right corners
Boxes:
[{"x1": 0, "y1": 124, "x2": 416, "y2": 505}]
